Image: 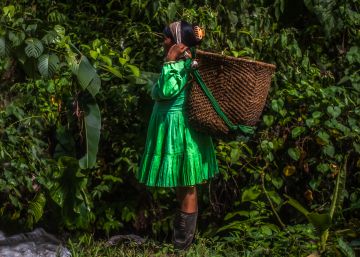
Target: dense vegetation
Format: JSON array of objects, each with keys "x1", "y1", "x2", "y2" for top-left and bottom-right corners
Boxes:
[{"x1": 0, "y1": 0, "x2": 359, "y2": 256}]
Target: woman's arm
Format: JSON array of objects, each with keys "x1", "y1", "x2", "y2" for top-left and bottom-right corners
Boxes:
[{"x1": 151, "y1": 59, "x2": 191, "y2": 100}]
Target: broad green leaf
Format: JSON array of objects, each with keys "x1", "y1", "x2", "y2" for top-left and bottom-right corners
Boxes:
[
  {"x1": 260, "y1": 225, "x2": 273, "y2": 236},
  {"x1": 301, "y1": 54, "x2": 310, "y2": 68},
  {"x1": 50, "y1": 157, "x2": 92, "y2": 228},
  {"x1": 100, "y1": 55, "x2": 112, "y2": 66},
  {"x1": 90, "y1": 50, "x2": 98, "y2": 59},
  {"x1": 280, "y1": 32, "x2": 287, "y2": 47},
  {"x1": 103, "y1": 175, "x2": 123, "y2": 183},
  {"x1": 312, "y1": 111, "x2": 322, "y2": 119},
  {"x1": 230, "y1": 148, "x2": 241, "y2": 163},
  {"x1": 353, "y1": 142, "x2": 360, "y2": 153},
  {"x1": 3, "y1": 5, "x2": 15, "y2": 17},
  {"x1": 5, "y1": 103, "x2": 25, "y2": 119},
  {"x1": 271, "y1": 176, "x2": 283, "y2": 189},
  {"x1": 291, "y1": 126, "x2": 305, "y2": 138},
  {"x1": 54, "y1": 125, "x2": 76, "y2": 158},
  {"x1": 100, "y1": 64, "x2": 123, "y2": 78},
  {"x1": 280, "y1": 0, "x2": 285, "y2": 12},
  {"x1": 50, "y1": 157, "x2": 79, "y2": 207},
  {"x1": 28, "y1": 193, "x2": 46, "y2": 223},
  {"x1": 316, "y1": 163, "x2": 329, "y2": 173},
  {"x1": 224, "y1": 210, "x2": 257, "y2": 220},
  {"x1": 323, "y1": 144, "x2": 335, "y2": 157},
  {"x1": 66, "y1": 51, "x2": 79, "y2": 73},
  {"x1": 346, "y1": 46, "x2": 360, "y2": 64},
  {"x1": 316, "y1": 131, "x2": 330, "y2": 145},
  {"x1": 37, "y1": 53, "x2": 60, "y2": 78},
  {"x1": 288, "y1": 148, "x2": 301, "y2": 161},
  {"x1": 9, "y1": 194, "x2": 22, "y2": 209},
  {"x1": 241, "y1": 185, "x2": 261, "y2": 202},
  {"x1": 271, "y1": 99, "x2": 284, "y2": 112},
  {"x1": 119, "y1": 57, "x2": 127, "y2": 65},
  {"x1": 0, "y1": 37, "x2": 11, "y2": 57},
  {"x1": 79, "y1": 103, "x2": 101, "y2": 169},
  {"x1": 337, "y1": 237, "x2": 356, "y2": 257},
  {"x1": 92, "y1": 39, "x2": 101, "y2": 49},
  {"x1": 329, "y1": 155, "x2": 348, "y2": 219},
  {"x1": 25, "y1": 38, "x2": 44, "y2": 58},
  {"x1": 123, "y1": 47, "x2": 132, "y2": 58},
  {"x1": 284, "y1": 194, "x2": 310, "y2": 216},
  {"x1": 327, "y1": 106, "x2": 341, "y2": 118},
  {"x1": 275, "y1": 3, "x2": 280, "y2": 20},
  {"x1": 87, "y1": 75, "x2": 101, "y2": 96},
  {"x1": 228, "y1": 10, "x2": 238, "y2": 27},
  {"x1": 263, "y1": 115, "x2": 274, "y2": 126},
  {"x1": 306, "y1": 118, "x2": 316, "y2": 127},
  {"x1": 54, "y1": 25, "x2": 65, "y2": 38},
  {"x1": 265, "y1": 152, "x2": 274, "y2": 162},
  {"x1": 338, "y1": 76, "x2": 349, "y2": 85},
  {"x1": 307, "y1": 212, "x2": 331, "y2": 234},
  {"x1": 127, "y1": 64, "x2": 140, "y2": 77},
  {"x1": 26, "y1": 24, "x2": 38, "y2": 33},
  {"x1": 261, "y1": 140, "x2": 273, "y2": 151},
  {"x1": 231, "y1": 51, "x2": 239, "y2": 57},
  {"x1": 309, "y1": 179, "x2": 320, "y2": 190},
  {"x1": 268, "y1": 191, "x2": 282, "y2": 205},
  {"x1": 8, "y1": 31, "x2": 25, "y2": 47},
  {"x1": 41, "y1": 30, "x2": 58, "y2": 44},
  {"x1": 237, "y1": 48, "x2": 254, "y2": 57},
  {"x1": 77, "y1": 55, "x2": 101, "y2": 96}
]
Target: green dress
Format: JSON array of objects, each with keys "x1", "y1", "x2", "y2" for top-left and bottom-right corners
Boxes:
[{"x1": 136, "y1": 58, "x2": 219, "y2": 187}]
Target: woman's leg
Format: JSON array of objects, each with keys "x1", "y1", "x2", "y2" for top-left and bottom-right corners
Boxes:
[
  {"x1": 176, "y1": 186, "x2": 198, "y2": 213},
  {"x1": 173, "y1": 186, "x2": 198, "y2": 250}
]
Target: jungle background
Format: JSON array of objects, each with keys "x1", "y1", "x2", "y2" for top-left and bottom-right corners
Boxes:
[{"x1": 0, "y1": 0, "x2": 359, "y2": 256}]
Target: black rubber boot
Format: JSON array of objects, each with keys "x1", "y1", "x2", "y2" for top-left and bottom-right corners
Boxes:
[{"x1": 172, "y1": 210, "x2": 198, "y2": 251}]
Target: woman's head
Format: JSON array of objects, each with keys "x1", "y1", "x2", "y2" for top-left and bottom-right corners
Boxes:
[{"x1": 162, "y1": 21, "x2": 203, "y2": 49}]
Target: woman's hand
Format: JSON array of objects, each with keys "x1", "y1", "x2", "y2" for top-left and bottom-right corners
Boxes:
[{"x1": 166, "y1": 43, "x2": 190, "y2": 61}]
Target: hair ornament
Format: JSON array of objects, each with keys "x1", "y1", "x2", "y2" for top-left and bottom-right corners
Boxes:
[{"x1": 193, "y1": 26, "x2": 205, "y2": 41}]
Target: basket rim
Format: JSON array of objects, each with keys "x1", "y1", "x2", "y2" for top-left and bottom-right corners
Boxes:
[{"x1": 196, "y1": 49, "x2": 276, "y2": 70}]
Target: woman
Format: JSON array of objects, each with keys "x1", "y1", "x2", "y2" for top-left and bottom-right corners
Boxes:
[{"x1": 136, "y1": 21, "x2": 219, "y2": 250}]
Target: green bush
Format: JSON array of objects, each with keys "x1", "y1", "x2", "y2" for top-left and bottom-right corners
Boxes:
[{"x1": 0, "y1": 0, "x2": 359, "y2": 254}]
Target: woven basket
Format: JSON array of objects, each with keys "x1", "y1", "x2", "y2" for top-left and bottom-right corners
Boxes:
[{"x1": 187, "y1": 50, "x2": 276, "y2": 137}]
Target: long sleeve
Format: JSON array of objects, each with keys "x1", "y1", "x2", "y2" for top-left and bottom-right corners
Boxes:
[{"x1": 151, "y1": 59, "x2": 191, "y2": 100}]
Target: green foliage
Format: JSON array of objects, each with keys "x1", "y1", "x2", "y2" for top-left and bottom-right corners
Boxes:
[
  {"x1": 67, "y1": 234, "x2": 243, "y2": 257},
  {"x1": 25, "y1": 38, "x2": 44, "y2": 58},
  {"x1": 49, "y1": 157, "x2": 94, "y2": 229},
  {"x1": 78, "y1": 103, "x2": 101, "y2": 169},
  {"x1": 284, "y1": 154, "x2": 349, "y2": 252},
  {"x1": 37, "y1": 53, "x2": 60, "y2": 79},
  {"x1": 27, "y1": 192, "x2": 46, "y2": 227},
  {"x1": 0, "y1": 2, "x2": 359, "y2": 256},
  {"x1": 74, "y1": 55, "x2": 101, "y2": 97}
]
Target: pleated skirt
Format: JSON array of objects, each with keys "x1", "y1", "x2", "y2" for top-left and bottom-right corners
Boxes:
[{"x1": 136, "y1": 92, "x2": 219, "y2": 187}]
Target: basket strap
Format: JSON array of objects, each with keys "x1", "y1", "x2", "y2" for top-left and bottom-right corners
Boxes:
[{"x1": 191, "y1": 70, "x2": 255, "y2": 134}]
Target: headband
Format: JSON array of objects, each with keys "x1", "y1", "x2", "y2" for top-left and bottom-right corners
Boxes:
[{"x1": 169, "y1": 21, "x2": 182, "y2": 44}]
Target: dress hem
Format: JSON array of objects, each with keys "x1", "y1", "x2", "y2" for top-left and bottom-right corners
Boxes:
[{"x1": 137, "y1": 172, "x2": 220, "y2": 188}]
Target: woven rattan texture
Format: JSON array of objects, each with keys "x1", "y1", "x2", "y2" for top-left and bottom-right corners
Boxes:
[{"x1": 187, "y1": 50, "x2": 276, "y2": 137}]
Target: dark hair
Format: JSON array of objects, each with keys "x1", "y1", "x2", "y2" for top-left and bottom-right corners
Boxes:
[
  {"x1": 163, "y1": 26, "x2": 174, "y2": 41},
  {"x1": 162, "y1": 21, "x2": 201, "y2": 47}
]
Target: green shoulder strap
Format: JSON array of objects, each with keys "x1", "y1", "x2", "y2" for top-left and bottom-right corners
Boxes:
[{"x1": 189, "y1": 48, "x2": 255, "y2": 135}]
